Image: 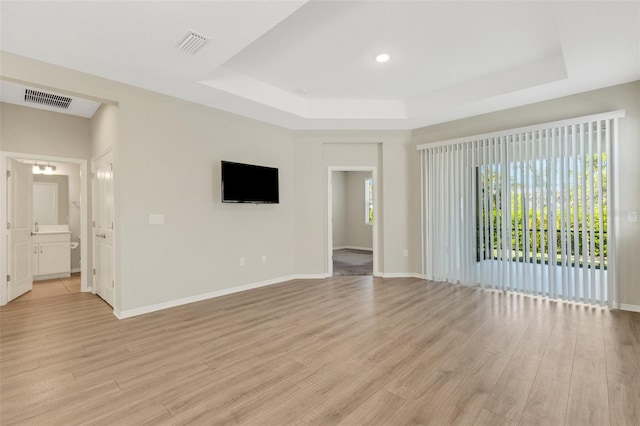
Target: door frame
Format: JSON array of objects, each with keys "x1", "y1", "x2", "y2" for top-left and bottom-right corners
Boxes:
[
  {"x1": 327, "y1": 166, "x2": 380, "y2": 277},
  {"x1": 0, "y1": 151, "x2": 89, "y2": 305}
]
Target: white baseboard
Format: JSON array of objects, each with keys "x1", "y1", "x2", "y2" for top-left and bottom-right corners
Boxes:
[
  {"x1": 333, "y1": 246, "x2": 373, "y2": 251},
  {"x1": 113, "y1": 274, "x2": 328, "y2": 320},
  {"x1": 292, "y1": 273, "x2": 331, "y2": 279},
  {"x1": 112, "y1": 272, "x2": 433, "y2": 320},
  {"x1": 379, "y1": 272, "x2": 424, "y2": 279},
  {"x1": 620, "y1": 303, "x2": 640, "y2": 313},
  {"x1": 34, "y1": 272, "x2": 71, "y2": 281},
  {"x1": 70, "y1": 268, "x2": 81, "y2": 274}
]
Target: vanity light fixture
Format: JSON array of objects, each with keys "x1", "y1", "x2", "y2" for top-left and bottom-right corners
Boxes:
[{"x1": 26, "y1": 161, "x2": 56, "y2": 175}]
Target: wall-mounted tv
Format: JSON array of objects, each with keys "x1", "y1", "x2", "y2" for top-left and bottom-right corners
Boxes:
[{"x1": 221, "y1": 161, "x2": 279, "y2": 204}]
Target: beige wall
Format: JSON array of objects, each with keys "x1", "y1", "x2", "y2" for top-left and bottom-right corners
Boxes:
[
  {"x1": 331, "y1": 171, "x2": 374, "y2": 250},
  {"x1": 56, "y1": 162, "x2": 81, "y2": 271},
  {"x1": 294, "y1": 140, "x2": 382, "y2": 274},
  {"x1": 412, "y1": 81, "x2": 640, "y2": 307},
  {"x1": 345, "y1": 171, "x2": 373, "y2": 250},
  {"x1": 331, "y1": 171, "x2": 347, "y2": 248},
  {"x1": 293, "y1": 134, "x2": 414, "y2": 276},
  {"x1": 116, "y1": 93, "x2": 295, "y2": 311},
  {"x1": 0, "y1": 102, "x2": 91, "y2": 159},
  {"x1": 1, "y1": 52, "x2": 296, "y2": 313},
  {"x1": 91, "y1": 103, "x2": 119, "y2": 158}
]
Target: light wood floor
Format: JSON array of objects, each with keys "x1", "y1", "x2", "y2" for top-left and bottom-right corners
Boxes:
[
  {"x1": 1, "y1": 276, "x2": 639, "y2": 425},
  {"x1": 10, "y1": 273, "x2": 81, "y2": 303}
]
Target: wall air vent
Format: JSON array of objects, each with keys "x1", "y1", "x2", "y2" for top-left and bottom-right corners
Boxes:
[
  {"x1": 24, "y1": 89, "x2": 72, "y2": 109},
  {"x1": 176, "y1": 30, "x2": 210, "y2": 54}
]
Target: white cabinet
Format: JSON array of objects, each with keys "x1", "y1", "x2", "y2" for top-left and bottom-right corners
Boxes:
[{"x1": 32, "y1": 233, "x2": 71, "y2": 280}]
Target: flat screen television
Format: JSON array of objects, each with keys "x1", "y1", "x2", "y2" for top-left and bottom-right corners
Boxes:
[{"x1": 221, "y1": 161, "x2": 279, "y2": 204}]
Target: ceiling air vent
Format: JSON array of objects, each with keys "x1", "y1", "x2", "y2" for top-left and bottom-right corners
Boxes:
[
  {"x1": 24, "y1": 89, "x2": 72, "y2": 109},
  {"x1": 176, "y1": 30, "x2": 210, "y2": 54}
]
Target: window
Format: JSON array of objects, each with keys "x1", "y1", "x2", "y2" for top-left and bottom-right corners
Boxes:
[
  {"x1": 365, "y1": 178, "x2": 373, "y2": 224},
  {"x1": 476, "y1": 154, "x2": 607, "y2": 271}
]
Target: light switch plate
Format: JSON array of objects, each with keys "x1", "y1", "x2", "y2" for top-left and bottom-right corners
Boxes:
[
  {"x1": 149, "y1": 214, "x2": 165, "y2": 225},
  {"x1": 628, "y1": 211, "x2": 638, "y2": 223}
]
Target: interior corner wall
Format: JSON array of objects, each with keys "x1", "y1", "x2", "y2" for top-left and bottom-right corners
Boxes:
[
  {"x1": 412, "y1": 80, "x2": 640, "y2": 307},
  {"x1": 91, "y1": 103, "x2": 119, "y2": 158},
  {"x1": 331, "y1": 171, "x2": 347, "y2": 248}
]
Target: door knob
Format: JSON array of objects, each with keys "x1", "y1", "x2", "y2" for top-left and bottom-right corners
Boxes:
[{"x1": 96, "y1": 233, "x2": 106, "y2": 239}]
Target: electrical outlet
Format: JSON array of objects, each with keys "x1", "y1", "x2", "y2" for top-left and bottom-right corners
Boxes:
[
  {"x1": 262, "y1": 255, "x2": 267, "y2": 263},
  {"x1": 240, "y1": 257, "x2": 245, "y2": 266},
  {"x1": 403, "y1": 249, "x2": 409, "y2": 257}
]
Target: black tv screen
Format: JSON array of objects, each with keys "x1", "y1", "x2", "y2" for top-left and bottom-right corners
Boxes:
[{"x1": 221, "y1": 161, "x2": 279, "y2": 204}]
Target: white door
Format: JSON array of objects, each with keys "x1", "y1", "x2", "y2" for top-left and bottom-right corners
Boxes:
[
  {"x1": 7, "y1": 159, "x2": 33, "y2": 301},
  {"x1": 92, "y1": 152, "x2": 114, "y2": 307}
]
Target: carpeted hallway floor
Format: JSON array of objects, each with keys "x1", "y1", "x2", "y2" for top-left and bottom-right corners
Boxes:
[{"x1": 332, "y1": 249, "x2": 373, "y2": 276}]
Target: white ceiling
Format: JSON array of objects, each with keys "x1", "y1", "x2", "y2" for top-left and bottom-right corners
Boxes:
[
  {"x1": 1, "y1": 1, "x2": 639, "y2": 130},
  {"x1": 0, "y1": 80, "x2": 101, "y2": 118}
]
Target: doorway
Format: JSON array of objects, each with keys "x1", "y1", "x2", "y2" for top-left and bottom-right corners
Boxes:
[
  {"x1": 1, "y1": 153, "x2": 89, "y2": 305},
  {"x1": 327, "y1": 166, "x2": 379, "y2": 277}
]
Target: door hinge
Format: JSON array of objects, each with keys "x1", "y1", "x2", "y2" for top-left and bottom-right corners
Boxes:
[
  {"x1": 93, "y1": 268, "x2": 96, "y2": 275},
  {"x1": 91, "y1": 172, "x2": 94, "y2": 179},
  {"x1": 6, "y1": 170, "x2": 10, "y2": 178},
  {"x1": 92, "y1": 221, "x2": 95, "y2": 227},
  {"x1": 6, "y1": 222, "x2": 10, "y2": 230},
  {"x1": 6, "y1": 275, "x2": 10, "y2": 282}
]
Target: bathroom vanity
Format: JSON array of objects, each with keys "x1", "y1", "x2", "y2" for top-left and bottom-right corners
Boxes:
[{"x1": 32, "y1": 227, "x2": 71, "y2": 280}]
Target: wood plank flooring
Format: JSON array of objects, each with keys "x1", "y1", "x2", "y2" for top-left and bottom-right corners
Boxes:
[
  {"x1": 10, "y1": 273, "x2": 81, "y2": 303},
  {"x1": 1, "y1": 276, "x2": 639, "y2": 425}
]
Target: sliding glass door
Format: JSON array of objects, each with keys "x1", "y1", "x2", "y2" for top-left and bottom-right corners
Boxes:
[{"x1": 420, "y1": 111, "x2": 622, "y2": 306}]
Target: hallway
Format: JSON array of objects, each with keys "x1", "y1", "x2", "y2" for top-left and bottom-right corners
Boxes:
[{"x1": 332, "y1": 249, "x2": 373, "y2": 276}]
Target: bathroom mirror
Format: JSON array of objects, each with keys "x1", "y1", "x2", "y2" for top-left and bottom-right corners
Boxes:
[{"x1": 33, "y1": 175, "x2": 69, "y2": 225}]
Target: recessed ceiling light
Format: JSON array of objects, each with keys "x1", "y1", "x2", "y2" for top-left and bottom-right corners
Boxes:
[{"x1": 375, "y1": 53, "x2": 390, "y2": 63}]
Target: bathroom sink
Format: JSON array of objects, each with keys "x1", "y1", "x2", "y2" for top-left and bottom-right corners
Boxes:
[{"x1": 33, "y1": 224, "x2": 70, "y2": 234}]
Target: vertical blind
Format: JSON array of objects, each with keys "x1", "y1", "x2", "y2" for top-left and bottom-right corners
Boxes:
[{"x1": 419, "y1": 111, "x2": 623, "y2": 307}]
